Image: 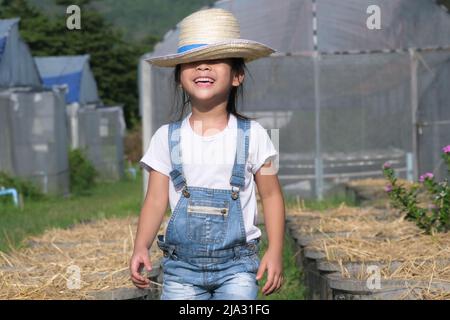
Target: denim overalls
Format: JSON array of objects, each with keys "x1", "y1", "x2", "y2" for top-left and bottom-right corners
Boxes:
[{"x1": 157, "y1": 115, "x2": 261, "y2": 300}]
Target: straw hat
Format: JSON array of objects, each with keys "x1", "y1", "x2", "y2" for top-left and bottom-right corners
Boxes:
[{"x1": 145, "y1": 8, "x2": 276, "y2": 67}]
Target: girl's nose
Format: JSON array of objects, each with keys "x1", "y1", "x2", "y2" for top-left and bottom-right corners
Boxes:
[{"x1": 196, "y1": 63, "x2": 211, "y2": 71}]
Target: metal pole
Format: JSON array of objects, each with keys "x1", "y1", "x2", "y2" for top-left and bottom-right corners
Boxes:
[
  {"x1": 406, "y1": 152, "x2": 414, "y2": 182},
  {"x1": 314, "y1": 52, "x2": 323, "y2": 200},
  {"x1": 312, "y1": 0, "x2": 323, "y2": 200},
  {"x1": 139, "y1": 59, "x2": 153, "y2": 199},
  {"x1": 35, "y1": 171, "x2": 48, "y2": 194},
  {"x1": 68, "y1": 104, "x2": 79, "y2": 149},
  {"x1": 409, "y1": 49, "x2": 419, "y2": 181}
]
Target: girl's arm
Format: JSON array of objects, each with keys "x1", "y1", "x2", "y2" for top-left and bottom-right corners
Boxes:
[
  {"x1": 130, "y1": 169, "x2": 169, "y2": 289},
  {"x1": 254, "y1": 161, "x2": 285, "y2": 296}
]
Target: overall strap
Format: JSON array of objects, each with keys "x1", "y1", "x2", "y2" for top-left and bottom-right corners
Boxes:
[
  {"x1": 168, "y1": 120, "x2": 189, "y2": 195},
  {"x1": 229, "y1": 117, "x2": 250, "y2": 199}
]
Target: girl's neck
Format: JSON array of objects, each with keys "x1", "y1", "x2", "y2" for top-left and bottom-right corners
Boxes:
[{"x1": 189, "y1": 102, "x2": 230, "y2": 137}]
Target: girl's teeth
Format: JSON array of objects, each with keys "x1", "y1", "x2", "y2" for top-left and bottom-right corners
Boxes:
[{"x1": 195, "y1": 78, "x2": 214, "y2": 83}]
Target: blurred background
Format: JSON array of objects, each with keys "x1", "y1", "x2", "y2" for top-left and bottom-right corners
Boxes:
[{"x1": 0, "y1": 0, "x2": 449, "y2": 300}]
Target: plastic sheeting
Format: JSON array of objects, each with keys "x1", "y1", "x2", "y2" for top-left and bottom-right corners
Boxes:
[
  {"x1": 34, "y1": 55, "x2": 100, "y2": 105},
  {"x1": 0, "y1": 18, "x2": 42, "y2": 88},
  {"x1": 149, "y1": 0, "x2": 450, "y2": 56},
  {"x1": 417, "y1": 50, "x2": 450, "y2": 181},
  {"x1": 0, "y1": 89, "x2": 69, "y2": 195},
  {"x1": 74, "y1": 106, "x2": 125, "y2": 181},
  {"x1": 140, "y1": 0, "x2": 450, "y2": 198}
]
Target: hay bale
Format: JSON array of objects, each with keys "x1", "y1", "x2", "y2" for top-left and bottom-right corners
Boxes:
[{"x1": 0, "y1": 216, "x2": 166, "y2": 300}]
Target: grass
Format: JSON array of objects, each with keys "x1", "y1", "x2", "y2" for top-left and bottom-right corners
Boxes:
[
  {"x1": 257, "y1": 225, "x2": 306, "y2": 300},
  {"x1": 0, "y1": 174, "x2": 143, "y2": 253},
  {"x1": 284, "y1": 193, "x2": 357, "y2": 211}
]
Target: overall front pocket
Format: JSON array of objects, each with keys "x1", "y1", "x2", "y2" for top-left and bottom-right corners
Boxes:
[{"x1": 187, "y1": 199, "x2": 229, "y2": 244}]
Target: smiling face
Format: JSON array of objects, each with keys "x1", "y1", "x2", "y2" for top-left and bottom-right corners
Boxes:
[{"x1": 179, "y1": 58, "x2": 244, "y2": 106}]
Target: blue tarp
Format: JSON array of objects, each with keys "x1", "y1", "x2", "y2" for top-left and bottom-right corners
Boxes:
[
  {"x1": 41, "y1": 71, "x2": 82, "y2": 104},
  {"x1": 0, "y1": 37, "x2": 6, "y2": 62},
  {"x1": 34, "y1": 55, "x2": 100, "y2": 105}
]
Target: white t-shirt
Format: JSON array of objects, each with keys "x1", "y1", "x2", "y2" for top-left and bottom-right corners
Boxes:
[{"x1": 140, "y1": 112, "x2": 278, "y2": 242}]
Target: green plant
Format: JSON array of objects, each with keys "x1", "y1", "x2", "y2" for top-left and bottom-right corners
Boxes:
[
  {"x1": 0, "y1": 175, "x2": 143, "y2": 252},
  {"x1": 68, "y1": 149, "x2": 98, "y2": 195},
  {"x1": 0, "y1": 171, "x2": 44, "y2": 201},
  {"x1": 382, "y1": 145, "x2": 450, "y2": 234}
]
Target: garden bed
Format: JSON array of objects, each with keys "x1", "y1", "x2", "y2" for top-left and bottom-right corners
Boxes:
[
  {"x1": 286, "y1": 205, "x2": 450, "y2": 300},
  {"x1": 0, "y1": 216, "x2": 165, "y2": 300}
]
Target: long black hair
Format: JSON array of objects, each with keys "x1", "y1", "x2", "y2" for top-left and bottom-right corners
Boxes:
[{"x1": 172, "y1": 58, "x2": 253, "y2": 122}]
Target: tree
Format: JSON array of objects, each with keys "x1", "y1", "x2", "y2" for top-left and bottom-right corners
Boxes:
[
  {"x1": 0, "y1": 0, "x2": 156, "y2": 128},
  {"x1": 438, "y1": 0, "x2": 450, "y2": 10}
]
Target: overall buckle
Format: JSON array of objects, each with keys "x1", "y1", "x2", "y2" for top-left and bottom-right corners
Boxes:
[
  {"x1": 231, "y1": 186, "x2": 240, "y2": 200},
  {"x1": 181, "y1": 185, "x2": 190, "y2": 198}
]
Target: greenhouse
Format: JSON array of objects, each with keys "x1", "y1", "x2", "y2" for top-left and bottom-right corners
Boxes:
[
  {"x1": 0, "y1": 89, "x2": 69, "y2": 195},
  {"x1": 0, "y1": 18, "x2": 69, "y2": 195},
  {"x1": 76, "y1": 106, "x2": 126, "y2": 181},
  {"x1": 0, "y1": 18, "x2": 41, "y2": 88},
  {"x1": 35, "y1": 55, "x2": 125, "y2": 180},
  {"x1": 139, "y1": 0, "x2": 450, "y2": 198}
]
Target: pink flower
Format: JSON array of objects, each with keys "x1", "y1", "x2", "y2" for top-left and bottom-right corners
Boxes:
[
  {"x1": 442, "y1": 145, "x2": 450, "y2": 154},
  {"x1": 384, "y1": 184, "x2": 392, "y2": 193},
  {"x1": 419, "y1": 172, "x2": 434, "y2": 183},
  {"x1": 383, "y1": 162, "x2": 391, "y2": 169}
]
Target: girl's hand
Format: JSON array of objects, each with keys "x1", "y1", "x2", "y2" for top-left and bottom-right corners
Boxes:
[
  {"x1": 256, "y1": 249, "x2": 284, "y2": 296},
  {"x1": 130, "y1": 247, "x2": 152, "y2": 289}
]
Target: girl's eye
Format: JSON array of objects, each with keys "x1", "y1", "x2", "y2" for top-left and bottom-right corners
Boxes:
[{"x1": 210, "y1": 59, "x2": 227, "y2": 64}]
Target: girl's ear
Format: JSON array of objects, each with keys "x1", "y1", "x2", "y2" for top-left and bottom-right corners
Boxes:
[{"x1": 232, "y1": 72, "x2": 245, "y2": 87}]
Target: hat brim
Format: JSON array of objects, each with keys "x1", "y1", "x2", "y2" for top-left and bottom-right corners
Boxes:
[{"x1": 145, "y1": 39, "x2": 276, "y2": 67}]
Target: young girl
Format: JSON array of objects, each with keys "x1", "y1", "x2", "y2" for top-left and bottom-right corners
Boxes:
[{"x1": 130, "y1": 8, "x2": 285, "y2": 300}]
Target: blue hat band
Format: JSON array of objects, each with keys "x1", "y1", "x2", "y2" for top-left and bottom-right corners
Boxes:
[{"x1": 177, "y1": 43, "x2": 208, "y2": 53}]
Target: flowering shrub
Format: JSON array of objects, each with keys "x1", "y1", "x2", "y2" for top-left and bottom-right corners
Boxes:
[{"x1": 382, "y1": 146, "x2": 450, "y2": 234}]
